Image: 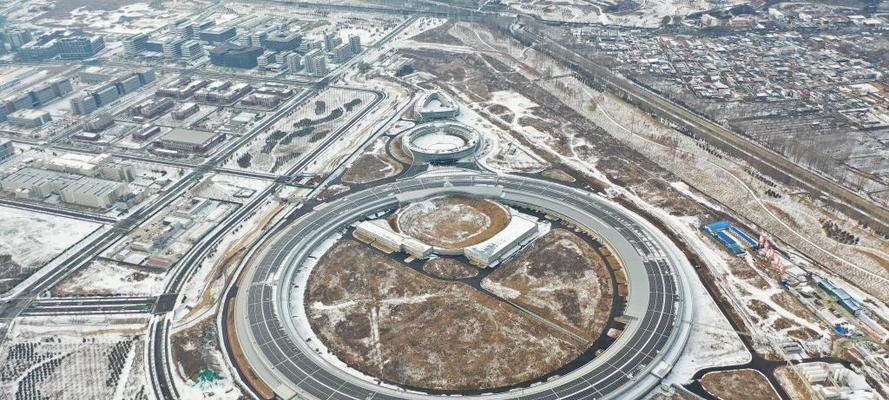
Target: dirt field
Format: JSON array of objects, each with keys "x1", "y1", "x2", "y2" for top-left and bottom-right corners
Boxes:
[
  {"x1": 542, "y1": 169, "x2": 576, "y2": 183},
  {"x1": 482, "y1": 229, "x2": 614, "y2": 341},
  {"x1": 304, "y1": 240, "x2": 585, "y2": 391},
  {"x1": 422, "y1": 257, "x2": 479, "y2": 279},
  {"x1": 410, "y1": 20, "x2": 460, "y2": 44},
  {"x1": 396, "y1": 196, "x2": 510, "y2": 249},
  {"x1": 700, "y1": 369, "x2": 779, "y2": 400},
  {"x1": 171, "y1": 318, "x2": 223, "y2": 382},
  {"x1": 342, "y1": 138, "x2": 403, "y2": 184}
]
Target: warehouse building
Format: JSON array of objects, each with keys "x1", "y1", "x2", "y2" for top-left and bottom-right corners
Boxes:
[
  {"x1": 818, "y1": 278, "x2": 864, "y2": 316},
  {"x1": 59, "y1": 177, "x2": 129, "y2": 208},
  {"x1": 155, "y1": 128, "x2": 225, "y2": 153},
  {"x1": 0, "y1": 167, "x2": 78, "y2": 198},
  {"x1": 39, "y1": 153, "x2": 134, "y2": 182}
]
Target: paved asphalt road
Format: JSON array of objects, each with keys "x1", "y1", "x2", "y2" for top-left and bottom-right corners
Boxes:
[{"x1": 234, "y1": 169, "x2": 693, "y2": 400}]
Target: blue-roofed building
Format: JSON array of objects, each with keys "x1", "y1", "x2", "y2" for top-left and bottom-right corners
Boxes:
[
  {"x1": 702, "y1": 220, "x2": 759, "y2": 256},
  {"x1": 818, "y1": 278, "x2": 863, "y2": 316}
]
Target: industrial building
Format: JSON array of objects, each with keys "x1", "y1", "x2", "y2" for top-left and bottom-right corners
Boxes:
[
  {"x1": 193, "y1": 81, "x2": 252, "y2": 104},
  {"x1": 83, "y1": 112, "x2": 114, "y2": 132},
  {"x1": 59, "y1": 177, "x2": 129, "y2": 208},
  {"x1": 7, "y1": 110, "x2": 52, "y2": 128},
  {"x1": 818, "y1": 278, "x2": 864, "y2": 315},
  {"x1": 17, "y1": 32, "x2": 105, "y2": 60},
  {"x1": 209, "y1": 43, "x2": 263, "y2": 69},
  {"x1": 0, "y1": 167, "x2": 78, "y2": 198},
  {"x1": 155, "y1": 128, "x2": 225, "y2": 153},
  {"x1": 57, "y1": 36, "x2": 105, "y2": 59},
  {"x1": 181, "y1": 40, "x2": 204, "y2": 60},
  {"x1": 464, "y1": 212, "x2": 540, "y2": 266},
  {"x1": 156, "y1": 77, "x2": 209, "y2": 99},
  {"x1": 39, "y1": 153, "x2": 134, "y2": 182},
  {"x1": 172, "y1": 102, "x2": 199, "y2": 119},
  {"x1": 0, "y1": 162, "x2": 131, "y2": 208},
  {"x1": 795, "y1": 362, "x2": 880, "y2": 400},
  {"x1": 162, "y1": 37, "x2": 185, "y2": 59},
  {"x1": 123, "y1": 33, "x2": 149, "y2": 56},
  {"x1": 80, "y1": 67, "x2": 119, "y2": 84},
  {"x1": 134, "y1": 124, "x2": 161, "y2": 141}
]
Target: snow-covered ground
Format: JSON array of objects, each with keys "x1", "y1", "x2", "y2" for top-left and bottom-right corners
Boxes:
[
  {"x1": 33, "y1": 1, "x2": 206, "y2": 35},
  {"x1": 53, "y1": 260, "x2": 165, "y2": 297},
  {"x1": 511, "y1": 0, "x2": 749, "y2": 28},
  {"x1": 0, "y1": 316, "x2": 150, "y2": 400},
  {"x1": 0, "y1": 206, "x2": 100, "y2": 270},
  {"x1": 453, "y1": 94, "x2": 549, "y2": 173},
  {"x1": 168, "y1": 197, "x2": 290, "y2": 400}
]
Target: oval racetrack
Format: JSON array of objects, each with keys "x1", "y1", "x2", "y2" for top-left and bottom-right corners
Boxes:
[{"x1": 234, "y1": 169, "x2": 693, "y2": 400}]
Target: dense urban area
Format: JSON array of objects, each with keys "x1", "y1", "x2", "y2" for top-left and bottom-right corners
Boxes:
[{"x1": 0, "y1": 0, "x2": 887, "y2": 400}]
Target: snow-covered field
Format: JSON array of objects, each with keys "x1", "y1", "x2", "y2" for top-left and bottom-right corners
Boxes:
[
  {"x1": 0, "y1": 207, "x2": 100, "y2": 270},
  {"x1": 34, "y1": 1, "x2": 206, "y2": 35},
  {"x1": 53, "y1": 260, "x2": 165, "y2": 297},
  {"x1": 511, "y1": 0, "x2": 748, "y2": 28}
]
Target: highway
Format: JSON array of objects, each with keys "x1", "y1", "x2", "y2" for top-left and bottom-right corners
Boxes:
[
  {"x1": 20, "y1": 296, "x2": 158, "y2": 317},
  {"x1": 234, "y1": 169, "x2": 694, "y2": 400}
]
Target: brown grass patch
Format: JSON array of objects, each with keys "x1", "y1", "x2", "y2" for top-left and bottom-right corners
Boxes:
[
  {"x1": 483, "y1": 229, "x2": 613, "y2": 342},
  {"x1": 396, "y1": 196, "x2": 510, "y2": 249},
  {"x1": 541, "y1": 168, "x2": 576, "y2": 183},
  {"x1": 701, "y1": 369, "x2": 779, "y2": 400},
  {"x1": 304, "y1": 240, "x2": 585, "y2": 391},
  {"x1": 423, "y1": 258, "x2": 479, "y2": 279},
  {"x1": 226, "y1": 299, "x2": 274, "y2": 399}
]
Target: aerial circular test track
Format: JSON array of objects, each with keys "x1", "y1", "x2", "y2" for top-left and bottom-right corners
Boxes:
[{"x1": 233, "y1": 168, "x2": 693, "y2": 400}]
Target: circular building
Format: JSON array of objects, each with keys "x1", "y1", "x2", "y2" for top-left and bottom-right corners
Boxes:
[
  {"x1": 414, "y1": 91, "x2": 460, "y2": 120},
  {"x1": 233, "y1": 169, "x2": 694, "y2": 400},
  {"x1": 402, "y1": 121, "x2": 481, "y2": 163}
]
